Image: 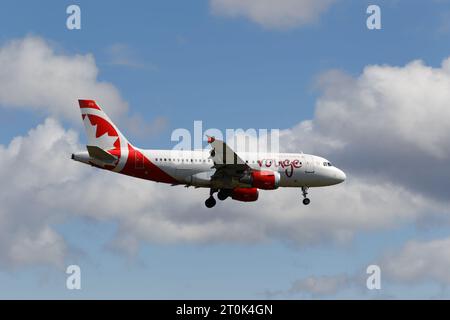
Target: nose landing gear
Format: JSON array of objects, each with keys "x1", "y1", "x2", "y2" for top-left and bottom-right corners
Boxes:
[{"x1": 301, "y1": 187, "x2": 310, "y2": 205}]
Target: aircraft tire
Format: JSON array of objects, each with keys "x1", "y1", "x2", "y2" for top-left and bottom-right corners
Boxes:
[{"x1": 205, "y1": 196, "x2": 217, "y2": 208}]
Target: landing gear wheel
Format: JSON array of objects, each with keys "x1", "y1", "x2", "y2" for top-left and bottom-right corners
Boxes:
[
  {"x1": 205, "y1": 196, "x2": 216, "y2": 208},
  {"x1": 301, "y1": 186, "x2": 310, "y2": 205},
  {"x1": 217, "y1": 190, "x2": 229, "y2": 201}
]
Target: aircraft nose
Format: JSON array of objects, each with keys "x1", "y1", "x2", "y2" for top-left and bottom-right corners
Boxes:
[{"x1": 335, "y1": 169, "x2": 346, "y2": 183}]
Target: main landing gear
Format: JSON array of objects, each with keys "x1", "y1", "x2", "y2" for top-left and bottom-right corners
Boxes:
[
  {"x1": 217, "y1": 189, "x2": 230, "y2": 201},
  {"x1": 205, "y1": 189, "x2": 232, "y2": 208},
  {"x1": 205, "y1": 196, "x2": 216, "y2": 208},
  {"x1": 301, "y1": 186, "x2": 310, "y2": 205},
  {"x1": 205, "y1": 188, "x2": 218, "y2": 208}
]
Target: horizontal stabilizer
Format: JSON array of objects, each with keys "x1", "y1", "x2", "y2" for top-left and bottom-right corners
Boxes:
[{"x1": 86, "y1": 145, "x2": 118, "y2": 164}]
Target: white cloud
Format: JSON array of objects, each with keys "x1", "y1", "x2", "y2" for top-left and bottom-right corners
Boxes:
[
  {"x1": 74, "y1": 177, "x2": 436, "y2": 248},
  {"x1": 1, "y1": 116, "x2": 443, "y2": 268},
  {"x1": 382, "y1": 237, "x2": 450, "y2": 285},
  {"x1": 8, "y1": 227, "x2": 67, "y2": 268},
  {"x1": 0, "y1": 36, "x2": 166, "y2": 142},
  {"x1": 1, "y1": 36, "x2": 450, "y2": 275},
  {"x1": 0, "y1": 36, "x2": 128, "y2": 122},
  {"x1": 279, "y1": 235, "x2": 450, "y2": 298},
  {"x1": 281, "y1": 58, "x2": 450, "y2": 201},
  {"x1": 248, "y1": 57, "x2": 450, "y2": 294},
  {"x1": 210, "y1": 0, "x2": 336, "y2": 29},
  {"x1": 0, "y1": 118, "x2": 78, "y2": 268}
]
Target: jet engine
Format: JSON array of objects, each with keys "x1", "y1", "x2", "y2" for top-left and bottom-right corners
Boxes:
[
  {"x1": 240, "y1": 170, "x2": 280, "y2": 190},
  {"x1": 231, "y1": 188, "x2": 259, "y2": 202}
]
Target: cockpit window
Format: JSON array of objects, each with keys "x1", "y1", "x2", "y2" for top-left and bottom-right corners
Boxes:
[
  {"x1": 328, "y1": 162, "x2": 332, "y2": 166},
  {"x1": 323, "y1": 162, "x2": 333, "y2": 167}
]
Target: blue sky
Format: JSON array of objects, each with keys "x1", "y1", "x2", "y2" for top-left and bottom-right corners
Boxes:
[
  {"x1": 2, "y1": 0, "x2": 449, "y2": 145},
  {"x1": 0, "y1": 0, "x2": 450, "y2": 299}
]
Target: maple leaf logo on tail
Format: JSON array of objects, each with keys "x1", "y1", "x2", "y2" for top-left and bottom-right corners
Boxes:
[
  {"x1": 78, "y1": 99, "x2": 131, "y2": 169},
  {"x1": 83, "y1": 115, "x2": 120, "y2": 152}
]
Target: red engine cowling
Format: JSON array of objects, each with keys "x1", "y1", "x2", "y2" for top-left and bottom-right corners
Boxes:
[
  {"x1": 231, "y1": 188, "x2": 259, "y2": 202},
  {"x1": 241, "y1": 170, "x2": 280, "y2": 190}
]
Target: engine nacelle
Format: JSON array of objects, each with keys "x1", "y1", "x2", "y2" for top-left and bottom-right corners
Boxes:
[
  {"x1": 231, "y1": 188, "x2": 259, "y2": 202},
  {"x1": 240, "y1": 170, "x2": 280, "y2": 190}
]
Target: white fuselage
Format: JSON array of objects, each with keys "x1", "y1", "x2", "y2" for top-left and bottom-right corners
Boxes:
[
  {"x1": 138, "y1": 149, "x2": 346, "y2": 189},
  {"x1": 73, "y1": 99, "x2": 346, "y2": 206}
]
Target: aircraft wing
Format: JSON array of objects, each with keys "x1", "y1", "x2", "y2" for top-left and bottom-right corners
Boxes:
[{"x1": 207, "y1": 137, "x2": 249, "y2": 179}]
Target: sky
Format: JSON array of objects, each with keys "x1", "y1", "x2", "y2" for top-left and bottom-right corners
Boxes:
[{"x1": 0, "y1": 0, "x2": 450, "y2": 299}]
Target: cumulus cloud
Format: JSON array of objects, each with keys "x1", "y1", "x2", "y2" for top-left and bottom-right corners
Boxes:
[
  {"x1": 382, "y1": 237, "x2": 450, "y2": 285},
  {"x1": 0, "y1": 119, "x2": 444, "y2": 265},
  {"x1": 0, "y1": 35, "x2": 168, "y2": 144},
  {"x1": 0, "y1": 36, "x2": 128, "y2": 123},
  {"x1": 2, "y1": 36, "x2": 450, "y2": 276},
  {"x1": 256, "y1": 57, "x2": 450, "y2": 295},
  {"x1": 73, "y1": 177, "x2": 438, "y2": 249},
  {"x1": 210, "y1": 0, "x2": 336, "y2": 29},
  {"x1": 279, "y1": 235, "x2": 450, "y2": 298},
  {"x1": 2, "y1": 116, "x2": 444, "y2": 268},
  {"x1": 281, "y1": 58, "x2": 450, "y2": 201},
  {"x1": 0, "y1": 118, "x2": 78, "y2": 268}
]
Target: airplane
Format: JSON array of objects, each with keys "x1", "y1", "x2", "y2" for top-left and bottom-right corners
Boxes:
[{"x1": 72, "y1": 100, "x2": 346, "y2": 208}]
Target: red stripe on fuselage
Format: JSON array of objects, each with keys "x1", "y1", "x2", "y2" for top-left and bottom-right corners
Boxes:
[{"x1": 119, "y1": 144, "x2": 179, "y2": 184}]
